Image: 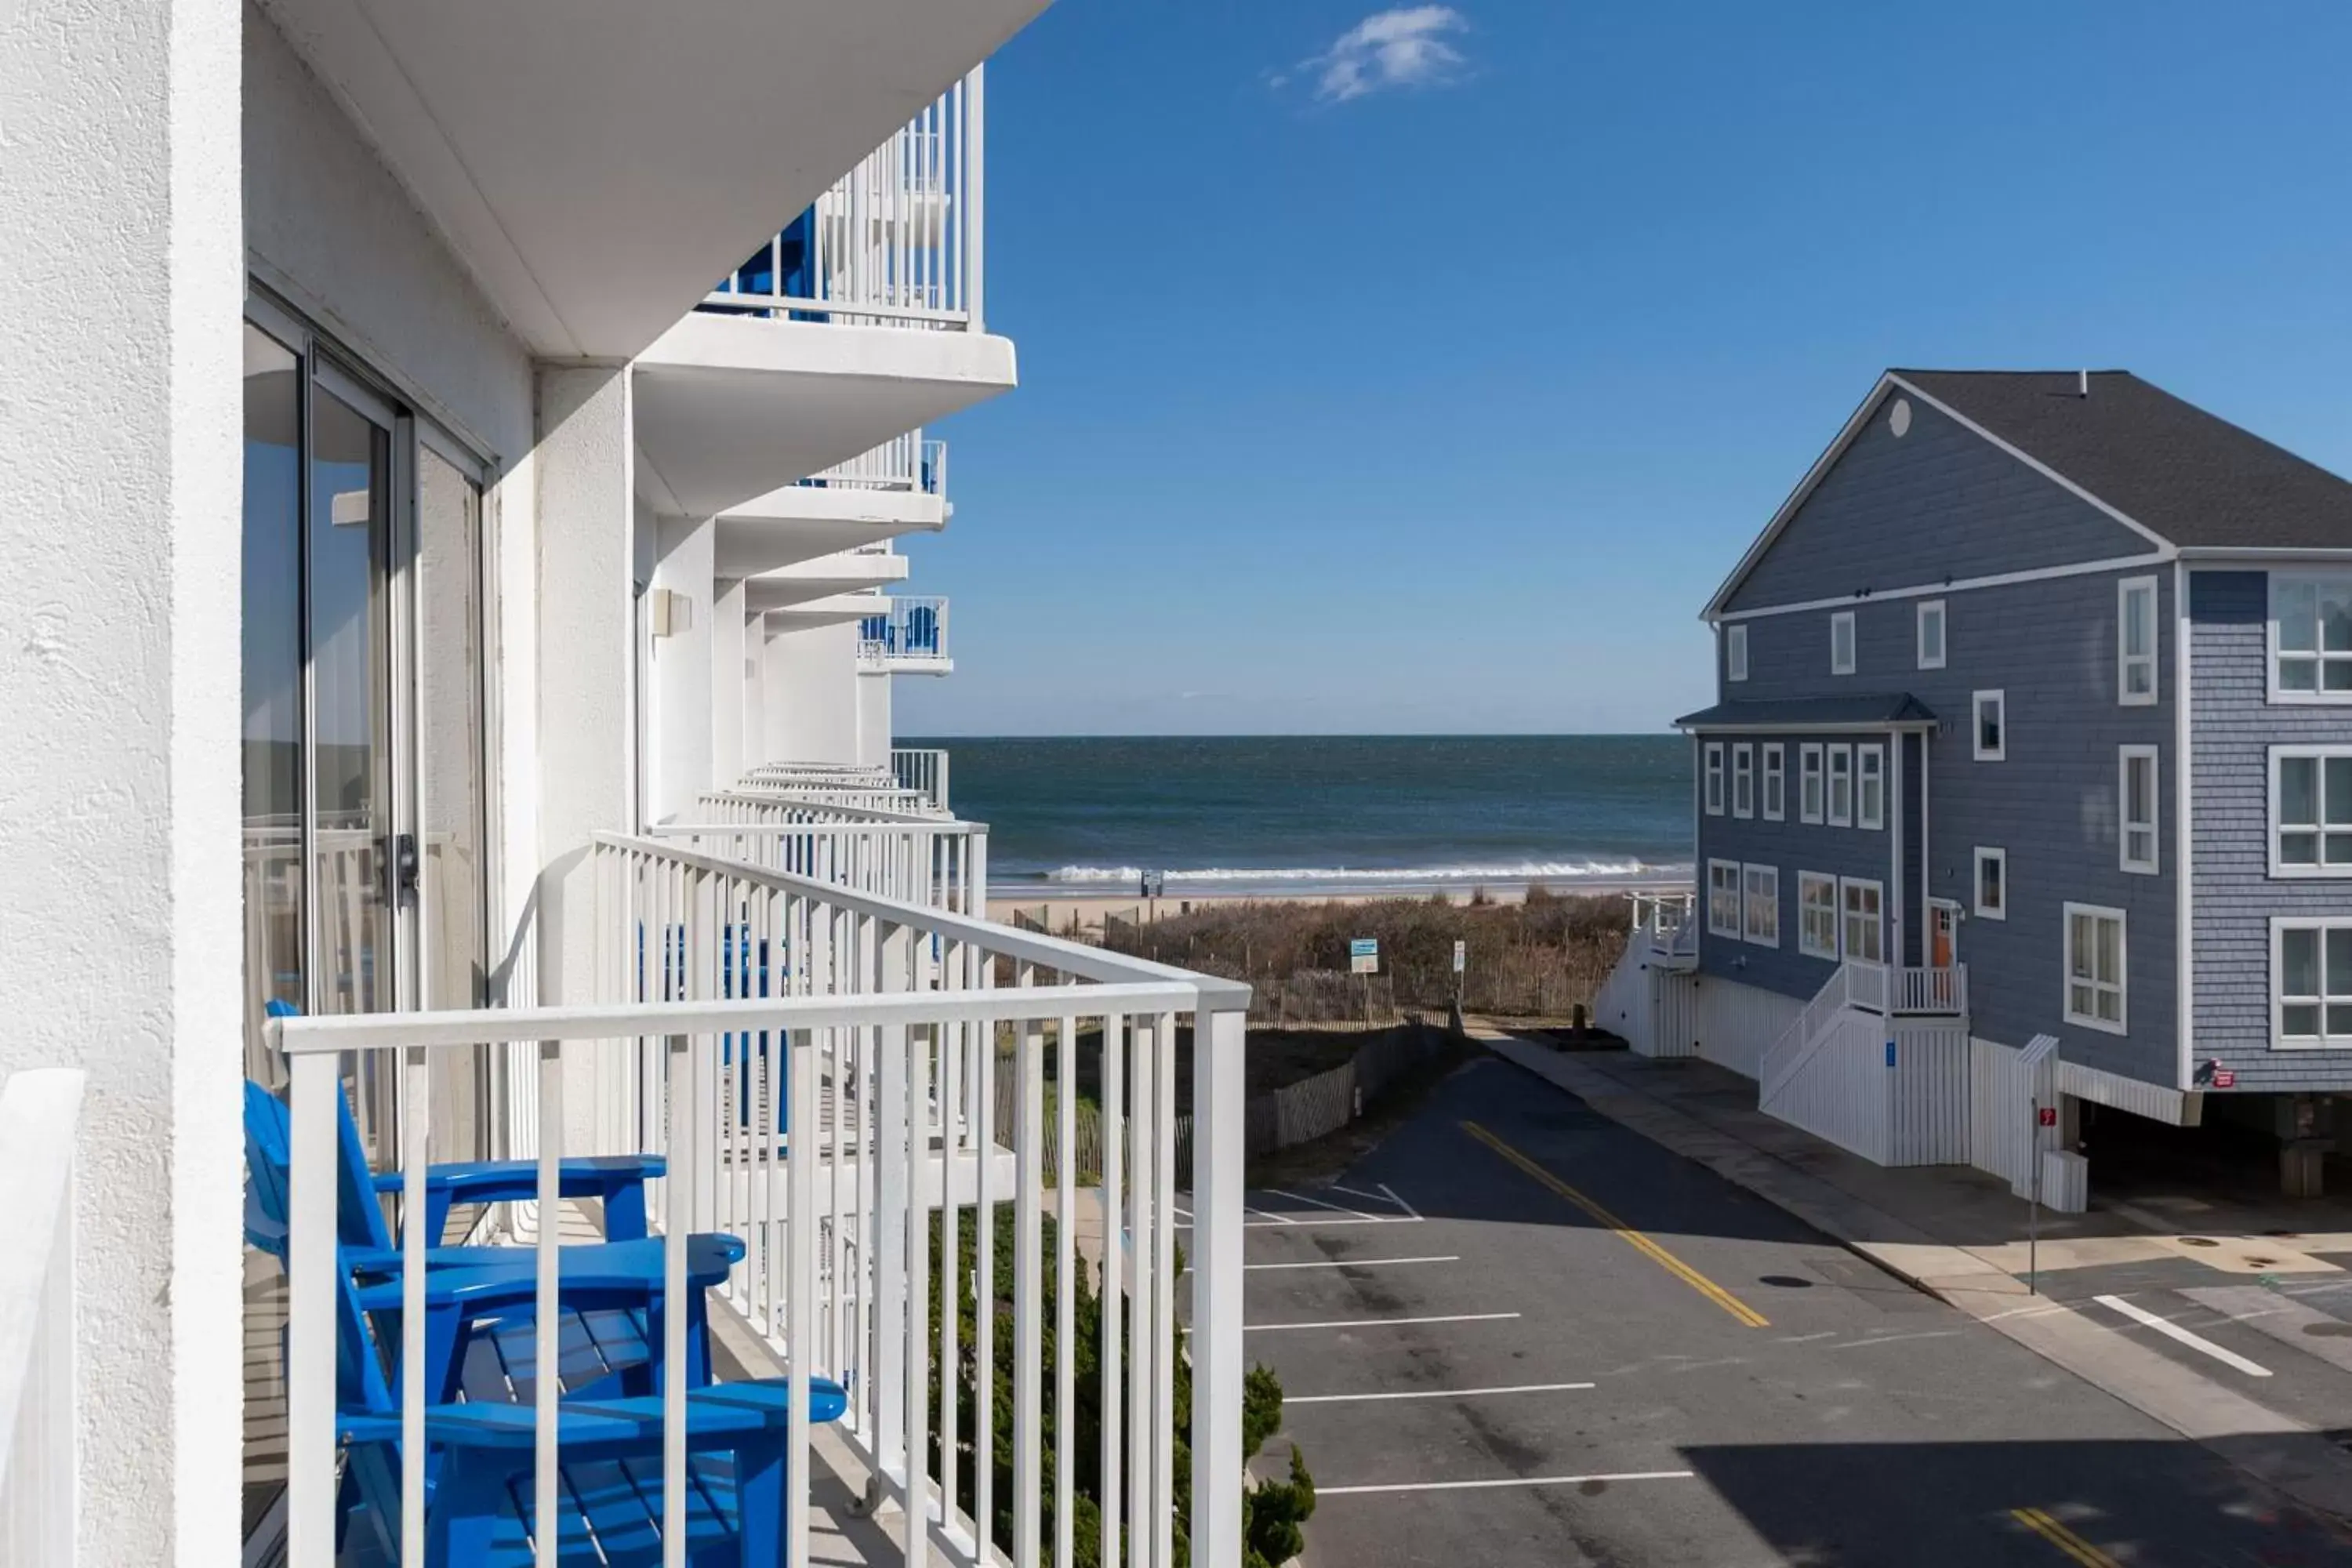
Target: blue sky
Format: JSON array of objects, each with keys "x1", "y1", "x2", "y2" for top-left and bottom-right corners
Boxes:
[{"x1": 897, "y1": 2, "x2": 2352, "y2": 737}]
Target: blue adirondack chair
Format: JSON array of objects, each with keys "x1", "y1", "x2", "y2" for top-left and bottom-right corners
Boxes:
[
  {"x1": 265, "y1": 1168, "x2": 845, "y2": 1566},
  {"x1": 243, "y1": 1080, "x2": 740, "y2": 1398}
]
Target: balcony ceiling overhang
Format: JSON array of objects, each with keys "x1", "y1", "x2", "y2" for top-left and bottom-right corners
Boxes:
[
  {"x1": 742, "y1": 552, "x2": 910, "y2": 612},
  {"x1": 761, "y1": 594, "x2": 888, "y2": 634},
  {"x1": 256, "y1": 0, "x2": 1047, "y2": 359},
  {"x1": 712, "y1": 480, "x2": 945, "y2": 577},
  {"x1": 633, "y1": 314, "x2": 1014, "y2": 517}
]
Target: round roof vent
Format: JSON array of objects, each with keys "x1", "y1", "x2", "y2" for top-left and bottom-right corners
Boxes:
[{"x1": 1889, "y1": 398, "x2": 1913, "y2": 437}]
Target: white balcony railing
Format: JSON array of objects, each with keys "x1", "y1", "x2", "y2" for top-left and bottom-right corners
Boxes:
[
  {"x1": 889, "y1": 748, "x2": 950, "y2": 813},
  {"x1": 656, "y1": 803, "x2": 984, "y2": 915},
  {"x1": 728, "y1": 771, "x2": 942, "y2": 816},
  {"x1": 858, "y1": 597, "x2": 950, "y2": 673},
  {"x1": 802, "y1": 433, "x2": 949, "y2": 497},
  {"x1": 1847, "y1": 960, "x2": 1968, "y2": 1018},
  {"x1": 0, "y1": 1069, "x2": 85, "y2": 1568},
  {"x1": 705, "y1": 70, "x2": 982, "y2": 331},
  {"x1": 267, "y1": 836, "x2": 1249, "y2": 1568},
  {"x1": 1629, "y1": 890, "x2": 1697, "y2": 960}
]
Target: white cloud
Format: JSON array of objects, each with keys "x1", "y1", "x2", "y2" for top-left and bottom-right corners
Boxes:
[{"x1": 1298, "y1": 6, "x2": 1471, "y2": 103}]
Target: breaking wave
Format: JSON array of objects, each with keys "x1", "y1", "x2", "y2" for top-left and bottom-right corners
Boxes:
[{"x1": 1042, "y1": 861, "x2": 1683, "y2": 885}]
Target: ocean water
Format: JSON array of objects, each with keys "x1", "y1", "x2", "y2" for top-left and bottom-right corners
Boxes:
[{"x1": 910, "y1": 735, "x2": 1693, "y2": 897}]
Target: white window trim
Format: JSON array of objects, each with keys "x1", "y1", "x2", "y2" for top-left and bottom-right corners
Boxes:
[
  {"x1": 1798, "y1": 871, "x2": 1839, "y2": 960},
  {"x1": 2271, "y1": 916, "x2": 2352, "y2": 1051},
  {"x1": 1830, "y1": 610, "x2": 1857, "y2": 676},
  {"x1": 1916, "y1": 599, "x2": 1946, "y2": 670},
  {"x1": 1972, "y1": 847, "x2": 2007, "y2": 920},
  {"x1": 2063, "y1": 902, "x2": 2129, "y2": 1036},
  {"x1": 1707, "y1": 858, "x2": 1743, "y2": 938},
  {"x1": 1826, "y1": 743, "x2": 1853, "y2": 828},
  {"x1": 1838, "y1": 876, "x2": 1885, "y2": 966},
  {"x1": 1973, "y1": 689, "x2": 2006, "y2": 762},
  {"x1": 1857, "y1": 744, "x2": 1885, "y2": 832},
  {"x1": 2268, "y1": 744, "x2": 2352, "y2": 878},
  {"x1": 2267, "y1": 570, "x2": 2352, "y2": 706},
  {"x1": 2118, "y1": 745, "x2": 2159, "y2": 875},
  {"x1": 1798, "y1": 743, "x2": 1824, "y2": 824},
  {"x1": 1732, "y1": 743, "x2": 1755, "y2": 820},
  {"x1": 1703, "y1": 742, "x2": 1725, "y2": 816},
  {"x1": 2117, "y1": 575, "x2": 2158, "y2": 707},
  {"x1": 1726, "y1": 623, "x2": 1748, "y2": 683},
  {"x1": 1742, "y1": 863, "x2": 1780, "y2": 949},
  {"x1": 1761, "y1": 743, "x2": 1785, "y2": 822}
]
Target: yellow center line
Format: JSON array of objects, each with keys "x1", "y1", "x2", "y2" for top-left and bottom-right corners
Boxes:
[
  {"x1": 2009, "y1": 1507, "x2": 2120, "y2": 1567},
  {"x1": 1459, "y1": 1120, "x2": 1769, "y2": 1329}
]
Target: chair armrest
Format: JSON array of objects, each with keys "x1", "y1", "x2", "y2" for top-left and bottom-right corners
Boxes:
[{"x1": 372, "y1": 1154, "x2": 665, "y2": 1243}]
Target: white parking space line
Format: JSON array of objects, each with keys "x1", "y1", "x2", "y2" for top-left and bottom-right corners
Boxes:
[
  {"x1": 1245, "y1": 1206, "x2": 1302, "y2": 1225},
  {"x1": 1263, "y1": 1187, "x2": 1385, "y2": 1221},
  {"x1": 2094, "y1": 1293, "x2": 2274, "y2": 1377},
  {"x1": 1321, "y1": 1470, "x2": 1696, "y2": 1497},
  {"x1": 1247, "y1": 1312, "x2": 1523, "y2": 1333},
  {"x1": 1244, "y1": 1255, "x2": 1459, "y2": 1272},
  {"x1": 1243, "y1": 1214, "x2": 1420, "y2": 1229},
  {"x1": 1327, "y1": 1182, "x2": 1398, "y2": 1205},
  {"x1": 1378, "y1": 1182, "x2": 1421, "y2": 1220},
  {"x1": 1287, "y1": 1381, "x2": 1595, "y2": 1405}
]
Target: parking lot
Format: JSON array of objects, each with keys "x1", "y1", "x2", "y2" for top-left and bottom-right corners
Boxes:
[{"x1": 1218, "y1": 1055, "x2": 2352, "y2": 1566}]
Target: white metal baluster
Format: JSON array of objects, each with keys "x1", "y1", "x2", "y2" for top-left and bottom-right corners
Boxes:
[
  {"x1": 1190, "y1": 1000, "x2": 1248, "y2": 1564},
  {"x1": 904, "y1": 971, "x2": 932, "y2": 1568},
  {"x1": 974, "y1": 939, "x2": 997, "y2": 1554},
  {"x1": 285, "y1": 1050, "x2": 340, "y2": 1566},
  {"x1": 1098, "y1": 1012, "x2": 1124, "y2": 1568},
  {"x1": 788, "y1": 1025, "x2": 819, "y2": 1568},
  {"x1": 937, "y1": 1007, "x2": 960, "y2": 1548},
  {"x1": 401, "y1": 1043, "x2": 429, "y2": 1568},
  {"x1": 1129, "y1": 1015, "x2": 1156, "y2": 1565},
  {"x1": 1055, "y1": 995, "x2": 1076, "y2": 1568},
  {"x1": 1012, "y1": 971, "x2": 1043, "y2": 1564},
  {"x1": 535, "y1": 1036, "x2": 563, "y2": 1564},
  {"x1": 664, "y1": 1032, "x2": 691, "y2": 1568},
  {"x1": 1154, "y1": 1011, "x2": 1178, "y2": 1568},
  {"x1": 967, "y1": 66, "x2": 985, "y2": 330},
  {"x1": 875, "y1": 920, "x2": 908, "y2": 1480}
]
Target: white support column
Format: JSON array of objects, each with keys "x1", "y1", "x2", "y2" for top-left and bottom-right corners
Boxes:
[
  {"x1": 535, "y1": 362, "x2": 637, "y2": 1011},
  {"x1": 1189, "y1": 1001, "x2": 1248, "y2": 1566},
  {"x1": 711, "y1": 576, "x2": 748, "y2": 788},
  {"x1": 646, "y1": 514, "x2": 714, "y2": 824},
  {"x1": 0, "y1": 0, "x2": 243, "y2": 1556}
]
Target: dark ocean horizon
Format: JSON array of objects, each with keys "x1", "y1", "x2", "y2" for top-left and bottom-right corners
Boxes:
[{"x1": 906, "y1": 735, "x2": 1693, "y2": 897}]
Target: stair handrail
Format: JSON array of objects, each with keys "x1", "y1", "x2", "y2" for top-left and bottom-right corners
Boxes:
[{"x1": 1759, "y1": 961, "x2": 1857, "y2": 1104}]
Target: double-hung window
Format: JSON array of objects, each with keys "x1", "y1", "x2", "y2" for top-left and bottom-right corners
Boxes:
[
  {"x1": 2063, "y1": 903, "x2": 2127, "y2": 1033},
  {"x1": 2118, "y1": 576, "x2": 2158, "y2": 705},
  {"x1": 1798, "y1": 872, "x2": 1838, "y2": 959},
  {"x1": 1857, "y1": 745, "x2": 1885, "y2": 831},
  {"x1": 2270, "y1": 572, "x2": 2352, "y2": 700},
  {"x1": 1917, "y1": 600, "x2": 1947, "y2": 670},
  {"x1": 1732, "y1": 744, "x2": 1755, "y2": 818},
  {"x1": 1798, "y1": 744, "x2": 1824, "y2": 823},
  {"x1": 1726, "y1": 623, "x2": 1748, "y2": 682},
  {"x1": 1704, "y1": 742, "x2": 1725, "y2": 815},
  {"x1": 2272, "y1": 747, "x2": 2352, "y2": 874},
  {"x1": 1762, "y1": 744, "x2": 1785, "y2": 821},
  {"x1": 2118, "y1": 746, "x2": 2159, "y2": 873},
  {"x1": 1827, "y1": 744, "x2": 1854, "y2": 827},
  {"x1": 1743, "y1": 864, "x2": 1780, "y2": 947},
  {"x1": 1840, "y1": 877, "x2": 1883, "y2": 964},
  {"x1": 2274, "y1": 919, "x2": 2352, "y2": 1048},
  {"x1": 1973, "y1": 847, "x2": 2007, "y2": 920},
  {"x1": 1831, "y1": 611, "x2": 1857, "y2": 676},
  {"x1": 1973, "y1": 690, "x2": 2006, "y2": 761},
  {"x1": 1707, "y1": 859, "x2": 1742, "y2": 938}
]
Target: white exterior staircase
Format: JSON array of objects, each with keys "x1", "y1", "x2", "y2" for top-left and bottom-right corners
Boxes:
[{"x1": 1758, "y1": 960, "x2": 1972, "y2": 1166}]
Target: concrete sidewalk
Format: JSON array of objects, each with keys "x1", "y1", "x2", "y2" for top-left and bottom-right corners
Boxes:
[{"x1": 1475, "y1": 1022, "x2": 2352, "y2": 1526}]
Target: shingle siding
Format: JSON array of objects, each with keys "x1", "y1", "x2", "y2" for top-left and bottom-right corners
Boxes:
[
  {"x1": 1721, "y1": 391, "x2": 2155, "y2": 616},
  {"x1": 2188, "y1": 570, "x2": 2352, "y2": 1093},
  {"x1": 1702, "y1": 566, "x2": 2178, "y2": 1087}
]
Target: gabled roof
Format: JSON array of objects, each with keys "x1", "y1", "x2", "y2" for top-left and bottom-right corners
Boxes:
[
  {"x1": 1702, "y1": 369, "x2": 2352, "y2": 619},
  {"x1": 1894, "y1": 371, "x2": 2352, "y2": 553},
  {"x1": 1672, "y1": 694, "x2": 1938, "y2": 732}
]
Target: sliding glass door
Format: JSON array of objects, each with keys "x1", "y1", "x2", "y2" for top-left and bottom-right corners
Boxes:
[{"x1": 240, "y1": 303, "x2": 491, "y2": 1161}]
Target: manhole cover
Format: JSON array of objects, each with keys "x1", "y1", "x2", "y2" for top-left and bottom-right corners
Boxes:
[
  {"x1": 2180, "y1": 1237, "x2": 2220, "y2": 1248},
  {"x1": 1758, "y1": 1275, "x2": 1814, "y2": 1289}
]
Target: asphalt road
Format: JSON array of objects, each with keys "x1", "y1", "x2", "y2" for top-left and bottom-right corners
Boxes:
[{"x1": 1236, "y1": 1054, "x2": 2352, "y2": 1567}]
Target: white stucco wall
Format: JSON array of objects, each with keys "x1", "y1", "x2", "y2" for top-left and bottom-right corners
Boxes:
[
  {"x1": 0, "y1": 0, "x2": 245, "y2": 1557},
  {"x1": 647, "y1": 517, "x2": 715, "y2": 822},
  {"x1": 857, "y1": 670, "x2": 894, "y2": 768},
  {"x1": 711, "y1": 579, "x2": 749, "y2": 786},
  {"x1": 764, "y1": 622, "x2": 863, "y2": 764}
]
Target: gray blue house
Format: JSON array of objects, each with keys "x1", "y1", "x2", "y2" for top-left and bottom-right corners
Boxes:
[{"x1": 1595, "y1": 369, "x2": 2352, "y2": 1200}]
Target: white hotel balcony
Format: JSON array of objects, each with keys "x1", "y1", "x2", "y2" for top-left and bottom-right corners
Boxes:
[{"x1": 858, "y1": 596, "x2": 956, "y2": 677}]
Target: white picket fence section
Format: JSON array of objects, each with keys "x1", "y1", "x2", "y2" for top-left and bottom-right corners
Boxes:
[
  {"x1": 1968, "y1": 1034, "x2": 2066, "y2": 1199},
  {"x1": 266, "y1": 837, "x2": 1251, "y2": 1568},
  {"x1": 0, "y1": 1069, "x2": 85, "y2": 1568}
]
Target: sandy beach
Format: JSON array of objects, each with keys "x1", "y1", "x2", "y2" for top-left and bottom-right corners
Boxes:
[{"x1": 987, "y1": 873, "x2": 1693, "y2": 937}]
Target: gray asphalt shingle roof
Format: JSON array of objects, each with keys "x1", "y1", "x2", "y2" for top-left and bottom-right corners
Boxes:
[
  {"x1": 1895, "y1": 369, "x2": 2352, "y2": 551},
  {"x1": 1672, "y1": 694, "x2": 1938, "y2": 731}
]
